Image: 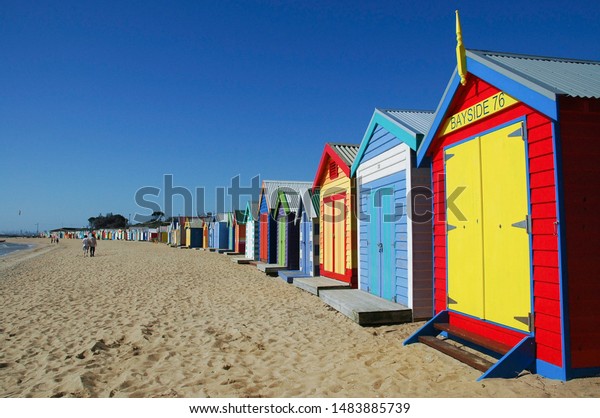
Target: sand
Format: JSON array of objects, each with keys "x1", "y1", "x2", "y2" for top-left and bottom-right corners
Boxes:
[{"x1": 0, "y1": 238, "x2": 598, "y2": 398}]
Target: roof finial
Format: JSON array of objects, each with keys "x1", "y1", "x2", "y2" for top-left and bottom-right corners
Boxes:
[{"x1": 456, "y1": 10, "x2": 468, "y2": 86}]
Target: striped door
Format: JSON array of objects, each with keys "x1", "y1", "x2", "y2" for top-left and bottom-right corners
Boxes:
[
  {"x1": 332, "y1": 195, "x2": 346, "y2": 276},
  {"x1": 245, "y1": 222, "x2": 254, "y2": 259}
]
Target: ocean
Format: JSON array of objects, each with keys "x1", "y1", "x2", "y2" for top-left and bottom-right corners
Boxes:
[{"x1": 0, "y1": 242, "x2": 33, "y2": 257}]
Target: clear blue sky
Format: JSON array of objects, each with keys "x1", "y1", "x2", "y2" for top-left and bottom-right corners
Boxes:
[{"x1": 2, "y1": 0, "x2": 599, "y2": 232}]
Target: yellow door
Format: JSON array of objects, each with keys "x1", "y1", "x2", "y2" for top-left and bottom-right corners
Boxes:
[
  {"x1": 323, "y1": 199, "x2": 334, "y2": 273},
  {"x1": 333, "y1": 197, "x2": 346, "y2": 275},
  {"x1": 445, "y1": 138, "x2": 484, "y2": 319},
  {"x1": 481, "y1": 122, "x2": 531, "y2": 332}
]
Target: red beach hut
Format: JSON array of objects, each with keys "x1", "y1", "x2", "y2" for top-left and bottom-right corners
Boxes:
[{"x1": 405, "y1": 49, "x2": 600, "y2": 381}]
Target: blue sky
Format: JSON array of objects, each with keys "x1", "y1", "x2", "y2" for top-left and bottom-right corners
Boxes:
[{"x1": 2, "y1": 0, "x2": 600, "y2": 232}]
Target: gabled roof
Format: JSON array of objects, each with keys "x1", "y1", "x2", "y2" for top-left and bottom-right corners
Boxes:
[
  {"x1": 351, "y1": 109, "x2": 434, "y2": 176},
  {"x1": 243, "y1": 201, "x2": 259, "y2": 222},
  {"x1": 312, "y1": 142, "x2": 360, "y2": 189},
  {"x1": 259, "y1": 180, "x2": 313, "y2": 211},
  {"x1": 274, "y1": 183, "x2": 312, "y2": 216},
  {"x1": 417, "y1": 49, "x2": 600, "y2": 165},
  {"x1": 299, "y1": 188, "x2": 320, "y2": 219}
]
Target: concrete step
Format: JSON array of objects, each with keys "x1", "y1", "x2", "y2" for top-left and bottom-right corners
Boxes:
[
  {"x1": 278, "y1": 270, "x2": 310, "y2": 284},
  {"x1": 319, "y1": 289, "x2": 412, "y2": 326},
  {"x1": 292, "y1": 276, "x2": 351, "y2": 296}
]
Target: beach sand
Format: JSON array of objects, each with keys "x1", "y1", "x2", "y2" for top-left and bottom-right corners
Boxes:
[{"x1": 0, "y1": 238, "x2": 598, "y2": 398}]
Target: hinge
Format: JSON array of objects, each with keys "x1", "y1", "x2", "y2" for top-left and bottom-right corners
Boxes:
[
  {"x1": 508, "y1": 123, "x2": 524, "y2": 140},
  {"x1": 445, "y1": 153, "x2": 454, "y2": 162},
  {"x1": 514, "y1": 313, "x2": 534, "y2": 332},
  {"x1": 447, "y1": 224, "x2": 457, "y2": 231},
  {"x1": 447, "y1": 296, "x2": 457, "y2": 305},
  {"x1": 511, "y1": 214, "x2": 531, "y2": 234}
]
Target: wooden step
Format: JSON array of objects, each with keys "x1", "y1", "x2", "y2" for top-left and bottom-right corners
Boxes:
[
  {"x1": 433, "y1": 323, "x2": 512, "y2": 355},
  {"x1": 419, "y1": 336, "x2": 493, "y2": 372}
]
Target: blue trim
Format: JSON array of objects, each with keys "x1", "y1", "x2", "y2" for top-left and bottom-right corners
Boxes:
[
  {"x1": 351, "y1": 110, "x2": 419, "y2": 177},
  {"x1": 468, "y1": 59, "x2": 558, "y2": 120},
  {"x1": 404, "y1": 310, "x2": 449, "y2": 345},
  {"x1": 536, "y1": 358, "x2": 567, "y2": 381},
  {"x1": 417, "y1": 73, "x2": 462, "y2": 165},
  {"x1": 551, "y1": 115, "x2": 571, "y2": 376},
  {"x1": 479, "y1": 336, "x2": 535, "y2": 380},
  {"x1": 417, "y1": 58, "x2": 559, "y2": 166}
]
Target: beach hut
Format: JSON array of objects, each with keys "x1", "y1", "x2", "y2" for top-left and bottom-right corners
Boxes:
[
  {"x1": 351, "y1": 109, "x2": 435, "y2": 320},
  {"x1": 230, "y1": 210, "x2": 246, "y2": 254},
  {"x1": 210, "y1": 213, "x2": 229, "y2": 250},
  {"x1": 244, "y1": 202, "x2": 259, "y2": 260},
  {"x1": 297, "y1": 188, "x2": 320, "y2": 277},
  {"x1": 185, "y1": 218, "x2": 204, "y2": 248},
  {"x1": 405, "y1": 50, "x2": 600, "y2": 381},
  {"x1": 313, "y1": 143, "x2": 360, "y2": 286},
  {"x1": 273, "y1": 183, "x2": 312, "y2": 269},
  {"x1": 258, "y1": 181, "x2": 312, "y2": 264}
]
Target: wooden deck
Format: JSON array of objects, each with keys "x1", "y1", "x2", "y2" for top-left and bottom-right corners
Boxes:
[
  {"x1": 256, "y1": 263, "x2": 286, "y2": 276},
  {"x1": 233, "y1": 257, "x2": 253, "y2": 264},
  {"x1": 319, "y1": 289, "x2": 412, "y2": 326},
  {"x1": 292, "y1": 276, "x2": 350, "y2": 296},
  {"x1": 224, "y1": 251, "x2": 242, "y2": 256},
  {"x1": 277, "y1": 270, "x2": 309, "y2": 283}
]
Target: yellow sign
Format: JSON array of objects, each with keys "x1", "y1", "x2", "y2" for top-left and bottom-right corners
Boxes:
[{"x1": 440, "y1": 91, "x2": 519, "y2": 136}]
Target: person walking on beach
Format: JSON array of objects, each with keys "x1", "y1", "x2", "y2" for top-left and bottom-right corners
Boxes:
[
  {"x1": 82, "y1": 235, "x2": 89, "y2": 257},
  {"x1": 89, "y1": 233, "x2": 97, "y2": 257}
]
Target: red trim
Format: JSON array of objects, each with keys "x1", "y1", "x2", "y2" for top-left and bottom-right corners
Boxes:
[
  {"x1": 321, "y1": 193, "x2": 349, "y2": 284},
  {"x1": 312, "y1": 143, "x2": 352, "y2": 191}
]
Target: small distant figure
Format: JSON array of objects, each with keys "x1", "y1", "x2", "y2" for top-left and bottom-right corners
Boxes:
[
  {"x1": 89, "y1": 233, "x2": 97, "y2": 257},
  {"x1": 50, "y1": 235, "x2": 54, "y2": 244},
  {"x1": 82, "y1": 235, "x2": 89, "y2": 257}
]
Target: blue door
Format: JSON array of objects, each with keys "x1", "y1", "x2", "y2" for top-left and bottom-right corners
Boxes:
[{"x1": 369, "y1": 187, "x2": 395, "y2": 301}]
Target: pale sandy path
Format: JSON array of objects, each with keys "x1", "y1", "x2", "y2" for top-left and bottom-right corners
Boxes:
[{"x1": 1, "y1": 238, "x2": 598, "y2": 398}]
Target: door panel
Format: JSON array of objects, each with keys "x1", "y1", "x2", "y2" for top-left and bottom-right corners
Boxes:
[
  {"x1": 278, "y1": 218, "x2": 286, "y2": 266},
  {"x1": 445, "y1": 138, "x2": 485, "y2": 319},
  {"x1": 481, "y1": 122, "x2": 531, "y2": 332},
  {"x1": 381, "y1": 188, "x2": 395, "y2": 301},
  {"x1": 246, "y1": 222, "x2": 254, "y2": 259},
  {"x1": 333, "y1": 198, "x2": 346, "y2": 275},
  {"x1": 260, "y1": 213, "x2": 268, "y2": 262},
  {"x1": 323, "y1": 200, "x2": 334, "y2": 273}
]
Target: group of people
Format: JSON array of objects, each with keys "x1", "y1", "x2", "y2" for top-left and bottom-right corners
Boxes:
[
  {"x1": 50, "y1": 235, "x2": 60, "y2": 244},
  {"x1": 82, "y1": 234, "x2": 97, "y2": 257}
]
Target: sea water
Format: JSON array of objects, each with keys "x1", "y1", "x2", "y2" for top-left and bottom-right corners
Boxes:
[{"x1": 0, "y1": 242, "x2": 32, "y2": 257}]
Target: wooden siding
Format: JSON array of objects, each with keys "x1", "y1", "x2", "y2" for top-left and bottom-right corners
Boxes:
[
  {"x1": 428, "y1": 76, "x2": 562, "y2": 367},
  {"x1": 559, "y1": 97, "x2": 600, "y2": 369},
  {"x1": 410, "y1": 158, "x2": 434, "y2": 320}
]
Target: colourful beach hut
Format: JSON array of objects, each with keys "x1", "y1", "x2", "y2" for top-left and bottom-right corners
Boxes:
[
  {"x1": 185, "y1": 218, "x2": 204, "y2": 248},
  {"x1": 273, "y1": 182, "x2": 312, "y2": 270},
  {"x1": 298, "y1": 188, "x2": 320, "y2": 277},
  {"x1": 278, "y1": 187, "x2": 321, "y2": 281},
  {"x1": 244, "y1": 202, "x2": 259, "y2": 260},
  {"x1": 406, "y1": 50, "x2": 600, "y2": 381},
  {"x1": 313, "y1": 143, "x2": 360, "y2": 286},
  {"x1": 229, "y1": 210, "x2": 246, "y2": 254},
  {"x1": 351, "y1": 109, "x2": 435, "y2": 320},
  {"x1": 210, "y1": 213, "x2": 229, "y2": 250}
]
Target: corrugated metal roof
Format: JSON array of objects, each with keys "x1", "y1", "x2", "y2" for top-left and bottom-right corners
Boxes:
[
  {"x1": 299, "y1": 188, "x2": 320, "y2": 219},
  {"x1": 261, "y1": 180, "x2": 313, "y2": 210},
  {"x1": 379, "y1": 109, "x2": 435, "y2": 136},
  {"x1": 328, "y1": 143, "x2": 360, "y2": 167},
  {"x1": 468, "y1": 49, "x2": 600, "y2": 98}
]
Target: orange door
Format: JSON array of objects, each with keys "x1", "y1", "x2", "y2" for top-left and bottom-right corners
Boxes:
[{"x1": 260, "y1": 213, "x2": 268, "y2": 262}]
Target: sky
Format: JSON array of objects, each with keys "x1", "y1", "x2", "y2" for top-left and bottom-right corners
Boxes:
[{"x1": 2, "y1": 0, "x2": 600, "y2": 233}]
